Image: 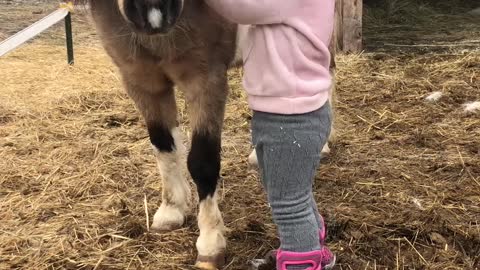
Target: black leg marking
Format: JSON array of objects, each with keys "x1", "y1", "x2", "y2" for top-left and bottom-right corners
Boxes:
[
  {"x1": 148, "y1": 123, "x2": 174, "y2": 152},
  {"x1": 187, "y1": 132, "x2": 221, "y2": 201}
]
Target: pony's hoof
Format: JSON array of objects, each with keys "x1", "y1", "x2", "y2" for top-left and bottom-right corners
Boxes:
[
  {"x1": 150, "y1": 204, "x2": 185, "y2": 232},
  {"x1": 248, "y1": 149, "x2": 258, "y2": 166},
  {"x1": 320, "y1": 143, "x2": 332, "y2": 160},
  {"x1": 150, "y1": 222, "x2": 183, "y2": 232},
  {"x1": 321, "y1": 143, "x2": 331, "y2": 155},
  {"x1": 195, "y1": 251, "x2": 226, "y2": 270},
  {"x1": 248, "y1": 259, "x2": 267, "y2": 270},
  {"x1": 249, "y1": 250, "x2": 276, "y2": 270}
]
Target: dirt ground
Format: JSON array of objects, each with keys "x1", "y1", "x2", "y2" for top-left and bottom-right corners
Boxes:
[{"x1": 1, "y1": 1, "x2": 479, "y2": 269}]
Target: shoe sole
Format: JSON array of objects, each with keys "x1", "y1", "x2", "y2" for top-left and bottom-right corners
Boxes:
[{"x1": 249, "y1": 255, "x2": 336, "y2": 270}]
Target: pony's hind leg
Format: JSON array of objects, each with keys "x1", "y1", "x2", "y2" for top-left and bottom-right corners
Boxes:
[
  {"x1": 122, "y1": 68, "x2": 191, "y2": 232},
  {"x1": 174, "y1": 66, "x2": 229, "y2": 270}
]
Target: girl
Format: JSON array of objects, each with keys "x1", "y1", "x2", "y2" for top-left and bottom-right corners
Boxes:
[{"x1": 204, "y1": 1, "x2": 336, "y2": 269}]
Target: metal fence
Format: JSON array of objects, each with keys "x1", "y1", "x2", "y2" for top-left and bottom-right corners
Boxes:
[{"x1": 0, "y1": 2, "x2": 75, "y2": 64}]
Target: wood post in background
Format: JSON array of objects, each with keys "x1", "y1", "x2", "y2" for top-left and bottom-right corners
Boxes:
[{"x1": 333, "y1": 0, "x2": 363, "y2": 53}]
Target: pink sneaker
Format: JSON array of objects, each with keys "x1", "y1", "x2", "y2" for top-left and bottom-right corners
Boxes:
[
  {"x1": 276, "y1": 249, "x2": 336, "y2": 270},
  {"x1": 249, "y1": 217, "x2": 335, "y2": 270},
  {"x1": 249, "y1": 236, "x2": 335, "y2": 270}
]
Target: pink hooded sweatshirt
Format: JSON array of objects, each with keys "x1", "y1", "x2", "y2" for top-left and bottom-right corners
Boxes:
[{"x1": 205, "y1": 0, "x2": 335, "y2": 114}]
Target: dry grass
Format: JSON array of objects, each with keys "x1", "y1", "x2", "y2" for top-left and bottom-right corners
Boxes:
[{"x1": 1, "y1": 2, "x2": 479, "y2": 270}]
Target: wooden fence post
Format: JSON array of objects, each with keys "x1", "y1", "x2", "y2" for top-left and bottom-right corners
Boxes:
[
  {"x1": 334, "y1": 0, "x2": 363, "y2": 53},
  {"x1": 333, "y1": 0, "x2": 343, "y2": 53}
]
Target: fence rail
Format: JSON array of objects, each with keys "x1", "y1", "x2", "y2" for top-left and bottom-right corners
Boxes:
[{"x1": 0, "y1": 2, "x2": 74, "y2": 64}]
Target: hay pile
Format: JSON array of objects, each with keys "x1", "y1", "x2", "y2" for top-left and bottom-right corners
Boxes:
[{"x1": 1, "y1": 1, "x2": 479, "y2": 269}]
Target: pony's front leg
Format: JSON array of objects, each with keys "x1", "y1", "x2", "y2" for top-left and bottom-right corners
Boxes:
[
  {"x1": 179, "y1": 68, "x2": 229, "y2": 270},
  {"x1": 122, "y1": 68, "x2": 191, "y2": 232},
  {"x1": 150, "y1": 124, "x2": 191, "y2": 232}
]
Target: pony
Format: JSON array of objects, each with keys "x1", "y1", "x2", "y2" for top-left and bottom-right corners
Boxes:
[{"x1": 80, "y1": 0, "x2": 238, "y2": 268}]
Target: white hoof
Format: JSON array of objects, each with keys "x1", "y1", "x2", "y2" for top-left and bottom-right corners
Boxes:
[
  {"x1": 321, "y1": 143, "x2": 331, "y2": 156},
  {"x1": 248, "y1": 149, "x2": 258, "y2": 166},
  {"x1": 151, "y1": 203, "x2": 185, "y2": 232}
]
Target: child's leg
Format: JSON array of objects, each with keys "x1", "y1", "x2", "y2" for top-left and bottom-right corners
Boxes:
[
  {"x1": 252, "y1": 103, "x2": 331, "y2": 268},
  {"x1": 310, "y1": 194, "x2": 322, "y2": 230},
  {"x1": 254, "y1": 149, "x2": 326, "y2": 242}
]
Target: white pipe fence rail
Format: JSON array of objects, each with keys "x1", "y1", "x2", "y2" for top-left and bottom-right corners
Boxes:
[{"x1": 0, "y1": 2, "x2": 74, "y2": 64}]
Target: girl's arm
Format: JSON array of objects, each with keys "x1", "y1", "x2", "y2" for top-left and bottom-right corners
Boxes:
[{"x1": 204, "y1": 0, "x2": 306, "y2": 25}]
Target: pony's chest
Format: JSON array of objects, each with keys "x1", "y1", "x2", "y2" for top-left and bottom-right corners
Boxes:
[{"x1": 137, "y1": 33, "x2": 203, "y2": 62}]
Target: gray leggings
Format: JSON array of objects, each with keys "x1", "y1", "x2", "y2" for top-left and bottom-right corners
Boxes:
[{"x1": 252, "y1": 102, "x2": 332, "y2": 253}]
